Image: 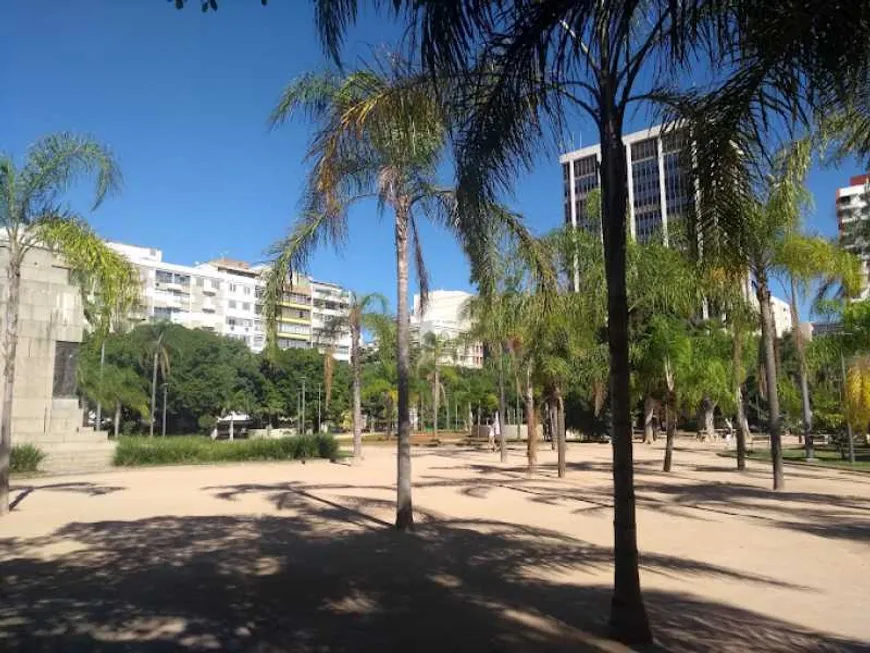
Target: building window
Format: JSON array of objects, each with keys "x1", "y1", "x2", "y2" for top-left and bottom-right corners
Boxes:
[
  {"x1": 242, "y1": 302, "x2": 251, "y2": 311},
  {"x1": 53, "y1": 342, "x2": 79, "y2": 397},
  {"x1": 195, "y1": 277, "x2": 204, "y2": 287},
  {"x1": 228, "y1": 300, "x2": 237, "y2": 309},
  {"x1": 229, "y1": 283, "x2": 237, "y2": 293},
  {"x1": 153, "y1": 306, "x2": 173, "y2": 320},
  {"x1": 211, "y1": 279, "x2": 220, "y2": 289},
  {"x1": 243, "y1": 287, "x2": 252, "y2": 296}
]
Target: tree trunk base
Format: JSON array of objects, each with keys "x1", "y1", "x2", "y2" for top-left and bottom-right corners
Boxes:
[{"x1": 609, "y1": 597, "x2": 653, "y2": 645}]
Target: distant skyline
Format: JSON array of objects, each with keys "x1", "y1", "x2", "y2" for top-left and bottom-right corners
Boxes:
[{"x1": 1, "y1": 1, "x2": 864, "y2": 316}]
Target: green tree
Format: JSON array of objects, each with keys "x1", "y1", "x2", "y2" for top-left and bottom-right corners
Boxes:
[
  {"x1": 777, "y1": 235, "x2": 861, "y2": 459},
  {"x1": 146, "y1": 324, "x2": 174, "y2": 438},
  {"x1": 261, "y1": 60, "x2": 531, "y2": 531},
  {"x1": 317, "y1": 292, "x2": 388, "y2": 460},
  {"x1": 0, "y1": 133, "x2": 124, "y2": 516}
]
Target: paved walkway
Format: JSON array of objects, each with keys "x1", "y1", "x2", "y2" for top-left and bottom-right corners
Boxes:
[{"x1": 1, "y1": 439, "x2": 868, "y2": 652}]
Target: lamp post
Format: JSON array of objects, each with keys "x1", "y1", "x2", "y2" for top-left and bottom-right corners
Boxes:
[{"x1": 301, "y1": 378, "x2": 307, "y2": 436}]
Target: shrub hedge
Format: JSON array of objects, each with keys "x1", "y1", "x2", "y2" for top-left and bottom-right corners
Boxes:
[
  {"x1": 11, "y1": 444, "x2": 46, "y2": 474},
  {"x1": 113, "y1": 434, "x2": 339, "y2": 467}
]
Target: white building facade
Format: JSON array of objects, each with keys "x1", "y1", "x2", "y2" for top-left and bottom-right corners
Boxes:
[
  {"x1": 108, "y1": 242, "x2": 352, "y2": 360},
  {"x1": 561, "y1": 124, "x2": 795, "y2": 335},
  {"x1": 560, "y1": 124, "x2": 695, "y2": 248},
  {"x1": 411, "y1": 290, "x2": 484, "y2": 369},
  {"x1": 837, "y1": 173, "x2": 870, "y2": 297}
]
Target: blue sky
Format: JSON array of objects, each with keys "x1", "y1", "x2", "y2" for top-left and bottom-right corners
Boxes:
[{"x1": 0, "y1": 1, "x2": 862, "y2": 315}]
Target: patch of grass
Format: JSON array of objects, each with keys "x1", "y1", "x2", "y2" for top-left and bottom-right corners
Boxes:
[
  {"x1": 725, "y1": 443, "x2": 870, "y2": 471},
  {"x1": 114, "y1": 434, "x2": 340, "y2": 467},
  {"x1": 11, "y1": 444, "x2": 46, "y2": 474}
]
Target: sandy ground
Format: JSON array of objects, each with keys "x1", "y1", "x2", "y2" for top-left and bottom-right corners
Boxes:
[{"x1": 0, "y1": 438, "x2": 868, "y2": 652}]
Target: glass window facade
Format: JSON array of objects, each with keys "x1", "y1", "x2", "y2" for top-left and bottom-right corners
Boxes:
[
  {"x1": 661, "y1": 130, "x2": 694, "y2": 240},
  {"x1": 572, "y1": 155, "x2": 600, "y2": 235},
  {"x1": 630, "y1": 138, "x2": 663, "y2": 244}
]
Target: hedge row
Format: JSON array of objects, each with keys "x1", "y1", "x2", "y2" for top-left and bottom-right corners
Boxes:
[
  {"x1": 10, "y1": 444, "x2": 46, "y2": 474},
  {"x1": 114, "y1": 434, "x2": 340, "y2": 467}
]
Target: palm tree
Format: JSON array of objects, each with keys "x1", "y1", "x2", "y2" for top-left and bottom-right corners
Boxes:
[
  {"x1": 303, "y1": 0, "x2": 870, "y2": 642},
  {"x1": 146, "y1": 325, "x2": 173, "y2": 438},
  {"x1": 463, "y1": 288, "x2": 525, "y2": 463},
  {"x1": 317, "y1": 292, "x2": 388, "y2": 460},
  {"x1": 419, "y1": 331, "x2": 455, "y2": 440},
  {"x1": 0, "y1": 133, "x2": 123, "y2": 516},
  {"x1": 262, "y1": 59, "x2": 536, "y2": 530},
  {"x1": 777, "y1": 236, "x2": 861, "y2": 459}
]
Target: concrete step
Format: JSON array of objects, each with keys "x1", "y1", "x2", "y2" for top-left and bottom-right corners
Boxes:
[
  {"x1": 14, "y1": 430, "x2": 112, "y2": 445},
  {"x1": 40, "y1": 441, "x2": 117, "y2": 474}
]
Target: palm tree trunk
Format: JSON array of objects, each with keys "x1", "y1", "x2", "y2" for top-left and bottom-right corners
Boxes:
[
  {"x1": 96, "y1": 340, "x2": 105, "y2": 430},
  {"x1": 732, "y1": 329, "x2": 748, "y2": 471},
  {"x1": 433, "y1": 364, "x2": 439, "y2": 439},
  {"x1": 599, "y1": 94, "x2": 651, "y2": 642},
  {"x1": 394, "y1": 204, "x2": 414, "y2": 531},
  {"x1": 556, "y1": 386, "x2": 566, "y2": 478},
  {"x1": 114, "y1": 403, "x2": 121, "y2": 438},
  {"x1": 663, "y1": 390, "x2": 676, "y2": 472},
  {"x1": 150, "y1": 351, "x2": 158, "y2": 438},
  {"x1": 643, "y1": 396, "x2": 655, "y2": 444},
  {"x1": 498, "y1": 350, "x2": 507, "y2": 462},
  {"x1": 703, "y1": 400, "x2": 716, "y2": 440},
  {"x1": 789, "y1": 276, "x2": 814, "y2": 459},
  {"x1": 161, "y1": 383, "x2": 168, "y2": 437},
  {"x1": 757, "y1": 272, "x2": 784, "y2": 489},
  {"x1": 525, "y1": 364, "x2": 537, "y2": 473},
  {"x1": 0, "y1": 255, "x2": 23, "y2": 516},
  {"x1": 549, "y1": 399, "x2": 556, "y2": 451},
  {"x1": 352, "y1": 323, "x2": 363, "y2": 461}
]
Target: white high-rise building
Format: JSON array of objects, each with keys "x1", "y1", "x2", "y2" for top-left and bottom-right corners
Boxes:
[
  {"x1": 560, "y1": 124, "x2": 695, "y2": 246},
  {"x1": 411, "y1": 290, "x2": 484, "y2": 369},
  {"x1": 837, "y1": 173, "x2": 870, "y2": 297},
  {"x1": 108, "y1": 242, "x2": 352, "y2": 360}
]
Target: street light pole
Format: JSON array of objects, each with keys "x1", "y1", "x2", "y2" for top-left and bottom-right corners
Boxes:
[{"x1": 302, "y1": 378, "x2": 306, "y2": 436}]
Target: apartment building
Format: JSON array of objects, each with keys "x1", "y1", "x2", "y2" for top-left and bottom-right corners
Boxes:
[
  {"x1": 560, "y1": 123, "x2": 695, "y2": 247},
  {"x1": 411, "y1": 290, "x2": 484, "y2": 369},
  {"x1": 108, "y1": 242, "x2": 351, "y2": 359},
  {"x1": 837, "y1": 173, "x2": 870, "y2": 297}
]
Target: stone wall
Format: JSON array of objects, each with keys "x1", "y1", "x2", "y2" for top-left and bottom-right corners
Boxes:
[{"x1": 0, "y1": 245, "x2": 115, "y2": 473}]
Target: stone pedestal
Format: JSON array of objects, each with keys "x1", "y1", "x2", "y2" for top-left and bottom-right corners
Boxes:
[{"x1": 1, "y1": 245, "x2": 115, "y2": 473}]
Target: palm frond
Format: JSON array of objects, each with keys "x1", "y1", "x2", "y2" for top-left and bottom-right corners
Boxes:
[
  {"x1": 17, "y1": 133, "x2": 121, "y2": 216},
  {"x1": 261, "y1": 210, "x2": 345, "y2": 351}
]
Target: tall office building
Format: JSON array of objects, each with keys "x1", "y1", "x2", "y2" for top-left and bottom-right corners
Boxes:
[
  {"x1": 560, "y1": 124, "x2": 695, "y2": 245},
  {"x1": 560, "y1": 125, "x2": 797, "y2": 335},
  {"x1": 108, "y1": 242, "x2": 352, "y2": 360},
  {"x1": 411, "y1": 290, "x2": 484, "y2": 369},
  {"x1": 837, "y1": 173, "x2": 870, "y2": 297}
]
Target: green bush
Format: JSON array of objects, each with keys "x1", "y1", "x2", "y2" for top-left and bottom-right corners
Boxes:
[
  {"x1": 113, "y1": 434, "x2": 340, "y2": 467},
  {"x1": 10, "y1": 444, "x2": 46, "y2": 474}
]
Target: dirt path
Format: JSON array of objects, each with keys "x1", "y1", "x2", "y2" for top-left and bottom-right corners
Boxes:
[{"x1": 1, "y1": 439, "x2": 868, "y2": 652}]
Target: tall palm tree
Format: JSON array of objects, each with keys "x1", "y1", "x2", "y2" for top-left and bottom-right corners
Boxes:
[
  {"x1": 303, "y1": 0, "x2": 870, "y2": 639},
  {"x1": 317, "y1": 292, "x2": 388, "y2": 460},
  {"x1": 419, "y1": 331, "x2": 455, "y2": 439},
  {"x1": 146, "y1": 325, "x2": 173, "y2": 438},
  {"x1": 0, "y1": 133, "x2": 123, "y2": 515},
  {"x1": 463, "y1": 288, "x2": 525, "y2": 463},
  {"x1": 262, "y1": 59, "x2": 535, "y2": 531},
  {"x1": 777, "y1": 236, "x2": 861, "y2": 459}
]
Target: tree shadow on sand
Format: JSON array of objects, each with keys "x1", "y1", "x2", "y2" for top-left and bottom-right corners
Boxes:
[
  {"x1": 8, "y1": 482, "x2": 126, "y2": 511},
  {"x1": 0, "y1": 484, "x2": 864, "y2": 652}
]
